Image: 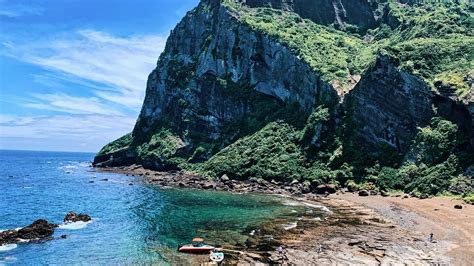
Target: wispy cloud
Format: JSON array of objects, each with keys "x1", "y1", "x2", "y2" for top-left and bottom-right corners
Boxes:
[
  {"x1": 23, "y1": 93, "x2": 124, "y2": 116},
  {"x1": 0, "y1": 29, "x2": 167, "y2": 151},
  {"x1": 0, "y1": 114, "x2": 136, "y2": 152},
  {"x1": 2, "y1": 29, "x2": 166, "y2": 109},
  {"x1": 0, "y1": 3, "x2": 43, "y2": 18}
]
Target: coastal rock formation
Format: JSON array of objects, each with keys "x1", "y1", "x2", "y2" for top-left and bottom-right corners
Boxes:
[
  {"x1": 1, "y1": 212, "x2": 92, "y2": 246},
  {"x1": 94, "y1": 0, "x2": 473, "y2": 196},
  {"x1": 64, "y1": 212, "x2": 92, "y2": 223},
  {"x1": 0, "y1": 219, "x2": 57, "y2": 245}
]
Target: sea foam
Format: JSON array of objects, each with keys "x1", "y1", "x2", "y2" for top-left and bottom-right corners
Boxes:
[
  {"x1": 0, "y1": 244, "x2": 17, "y2": 252},
  {"x1": 58, "y1": 220, "x2": 92, "y2": 230}
]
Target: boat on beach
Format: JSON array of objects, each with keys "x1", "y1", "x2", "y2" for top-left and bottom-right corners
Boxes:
[{"x1": 178, "y1": 238, "x2": 215, "y2": 253}]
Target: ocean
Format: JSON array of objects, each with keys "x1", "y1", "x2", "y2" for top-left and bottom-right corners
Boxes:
[{"x1": 0, "y1": 150, "x2": 325, "y2": 264}]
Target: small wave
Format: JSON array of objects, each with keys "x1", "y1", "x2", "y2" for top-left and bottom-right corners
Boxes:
[
  {"x1": 0, "y1": 244, "x2": 17, "y2": 252},
  {"x1": 58, "y1": 220, "x2": 92, "y2": 230},
  {"x1": 282, "y1": 221, "x2": 297, "y2": 230},
  {"x1": 282, "y1": 199, "x2": 331, "y2": 212}
]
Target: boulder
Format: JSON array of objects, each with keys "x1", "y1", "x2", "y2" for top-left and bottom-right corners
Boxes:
[
  {"x1": 301, "y1": 181, "x2": 311, "y2": 194},
  {"x1": 454, "y1": 205, "x2": 463, "y2": 209},
  {"x1": 64, "y1": 211, "x2": 92, "y2": 223},
  {"x1": 220, "y1": 174, "x2": 230, "y2": 182},
  {"x1": 0, "y1": 219, "x2": 57, "y2": 245},
  {"x1": 369, "y1": 190, "x2": 378, "y2": 195},
  {"x1": 380, "y1": 190, "x2": 389, "y2": 197},
  {"x1": 201, "y1": 181, "x2": 216, "y2": 189},
  {"x1": 358, "y1": 190, "x2": 369, "y2": 196},
  {"x1": 315, "y1": 184, "x2": 337, "y2": 194}
]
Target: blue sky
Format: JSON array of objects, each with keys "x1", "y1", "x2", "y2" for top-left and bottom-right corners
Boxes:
[{"x1": 0, "y1": 0, "x2": 199, "y2": 152}]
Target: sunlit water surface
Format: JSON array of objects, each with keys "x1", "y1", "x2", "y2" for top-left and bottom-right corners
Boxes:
[{"x1": 0, "y1": 150, "x2": 325, "y2": 264}]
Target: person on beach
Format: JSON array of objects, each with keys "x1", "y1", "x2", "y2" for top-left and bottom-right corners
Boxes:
[
  {"x1": 316, "y1": 244, "x2": 323, "y2": 253},
  {"x1": 429, "y1": 233, "x2": 434, "y2": 243},
  {"x1": 276, "y1": 245, "x2": 286, "y2": 262}
]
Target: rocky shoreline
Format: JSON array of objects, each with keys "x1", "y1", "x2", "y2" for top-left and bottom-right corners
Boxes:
[
  {"x1": 0, "y1": 212, "x2": 91, "y2": 247},
  {"x1": 95, "y1": 165, "x2": 452, "y2": 264}
]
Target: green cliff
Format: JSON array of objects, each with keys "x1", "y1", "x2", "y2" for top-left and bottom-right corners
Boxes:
[{"x1": 94, "y1": 0, "x2": 473, "y2": 198}]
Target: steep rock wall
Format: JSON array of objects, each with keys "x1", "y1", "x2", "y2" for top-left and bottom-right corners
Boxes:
[
  {"x1": 135, "y1": 0, "x2": 335, "y2": 145},
  {"x1": 346, "y1": 56, "x2": 435, "y2": 152}
]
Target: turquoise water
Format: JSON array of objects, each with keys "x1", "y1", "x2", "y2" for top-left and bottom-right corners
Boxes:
[{"x1": 0, "y1": 150, "x2": 326, "y2": 264}]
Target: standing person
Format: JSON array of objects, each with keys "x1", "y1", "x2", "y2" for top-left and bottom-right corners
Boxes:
[
  {"x1": 429, "y1": 233, "x2": 434, "y2": 243},
  {"x1": 276, "y1": 245, "x2": 285, "y2": 263}
]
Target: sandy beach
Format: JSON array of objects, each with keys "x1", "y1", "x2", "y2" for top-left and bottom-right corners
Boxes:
[{"x1": 332, "y1": 193, "x2": 474, "y2": 266}]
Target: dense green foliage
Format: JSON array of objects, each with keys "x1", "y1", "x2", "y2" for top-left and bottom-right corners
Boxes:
[
  {"x1": 200, "y1": 121, "x2": 307, "y2": 181},
  {"x1": 224, "y1": 3, "x2": 375, "y2": 84},
  {"x1": 373, "y1": 119, "x2": 465, "y2": 195},
  {"x1": 224, "y1": 0, "x2": 473, "y2": 98},
  {"x1": 135, "y1": 129, "x2": 184, "y2": 161},
  {"x1": 97, "y1": 133, "x2": 133, "y2": 156}
]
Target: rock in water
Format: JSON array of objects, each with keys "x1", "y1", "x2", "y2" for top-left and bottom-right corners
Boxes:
[
  {"x1": 454, "y1": 205, "x2": 463, "y2": 209},
  {"x1": 64, "y1": 211, "x2": 92, "y2": 223},
  {"x1": 17, "y1": 219, "x2": 57, "y2": 239},
  {"x1": 0, "y1": 219, "x2": 57, "y2": 245}
]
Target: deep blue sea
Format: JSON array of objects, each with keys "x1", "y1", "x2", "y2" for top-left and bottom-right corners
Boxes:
[{"x1": 0, "y1": 150, "x2": 325, "y2": 264}]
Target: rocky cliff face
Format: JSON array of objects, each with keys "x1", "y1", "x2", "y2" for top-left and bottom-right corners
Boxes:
[
  {"x1": 346, "y1": 56, "x2": 435, "y2": 152},
  {"x1": 238, "y1": 0, "x2": 386, "y2": 30},
  {"x1": 94, "y1": 0, "x2": 473, "y2": 190},
  {"x1": 134, "y1": 0, "x2": 335, "y2": 148}
]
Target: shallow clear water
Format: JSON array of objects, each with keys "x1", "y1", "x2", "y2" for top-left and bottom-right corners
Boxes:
[{"x1": 0, "y1": 150, "x2": 325, "y2": 264}]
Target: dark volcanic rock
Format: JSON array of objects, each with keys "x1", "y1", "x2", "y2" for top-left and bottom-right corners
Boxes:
[
  {"x1": 454, "y1": 205, "x2": 463, "y2": 209},
  {"x1": 315, "y1": 184, "x2": 337, "y2": 194},
  {"x1": 0, "y1": 219, "x2": 57, "y2": 245},
  {"x1": 346, "y1": 56, "x2": 434, "y2": 152},
  {"x1": 358, "y1": 190, "x2": 369, "y2": 197},
  {"x1": 64, "y1": 211, "x2": 92, "y2": 223}
]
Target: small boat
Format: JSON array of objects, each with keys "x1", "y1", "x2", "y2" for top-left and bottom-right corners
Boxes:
[{"x1": 178, "y1": 238, "x2": 215, "y2": 253}]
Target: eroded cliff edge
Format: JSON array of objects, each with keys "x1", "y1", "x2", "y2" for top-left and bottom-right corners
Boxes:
[{"x1": 94, "y1": 0, "x2": 473, "y2": 198}]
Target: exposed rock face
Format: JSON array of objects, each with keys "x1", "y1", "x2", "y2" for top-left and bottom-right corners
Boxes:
[
  {"x1": 346, "y1": 56, "x2": 435, "y2": 152},
  {"x1": 94, "y1": 0, "x2": 473, "y2": 176},
  {"x1": 239, "y1": 0, "x2": 386, "y2": 30},
  {"x1": 134, "y1": 0, "x2": 335, "y2": 145}
]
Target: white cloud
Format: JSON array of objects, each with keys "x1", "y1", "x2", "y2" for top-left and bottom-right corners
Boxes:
[
  {"x1": 24, "y1": 93, "x2": 124, "y2": 116},
  {"x1": 0, "y1": 114, "x2": 136, "y2": 152},
  {"x1": 0, "y1": 29, "x2": 167, "y2": 151},
  {"x1": 3, "y1": 29, "x2": 166, "y2": 109}
]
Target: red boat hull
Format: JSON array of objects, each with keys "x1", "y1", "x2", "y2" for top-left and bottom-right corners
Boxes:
[{"x1": 178, "y1": 246, "x2": 214, "y2": 253}]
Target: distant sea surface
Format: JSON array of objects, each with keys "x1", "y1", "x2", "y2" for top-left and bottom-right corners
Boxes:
[{"x1": 0, "y1": 150, "x2": 324, "y2": 264}]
